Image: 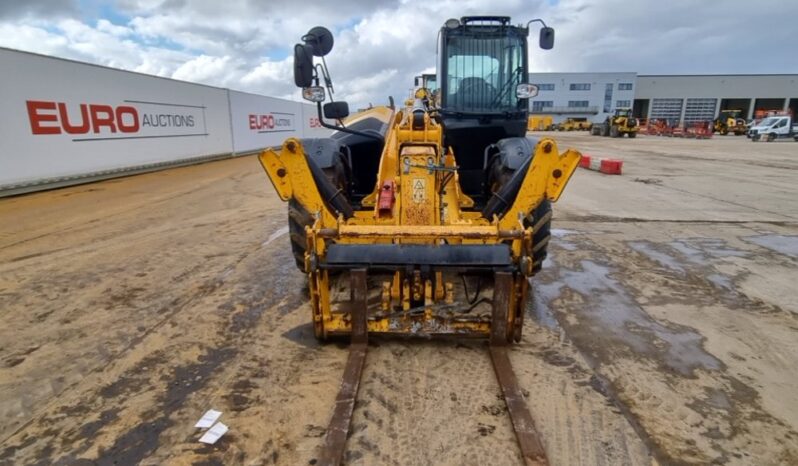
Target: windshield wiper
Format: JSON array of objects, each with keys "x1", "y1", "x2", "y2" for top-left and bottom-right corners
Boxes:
[{"x1": 491, "y1": 66, "x2": 522, "y2": 108}]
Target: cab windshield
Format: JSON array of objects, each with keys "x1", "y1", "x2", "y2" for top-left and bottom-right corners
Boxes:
[{"x1": 444, "y1": 33, "x2": 525, "y2": 112}]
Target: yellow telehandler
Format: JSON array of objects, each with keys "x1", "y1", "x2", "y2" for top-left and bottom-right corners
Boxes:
[{"x1": 257, "y1": 17, "x2": 580, "y2": 465}]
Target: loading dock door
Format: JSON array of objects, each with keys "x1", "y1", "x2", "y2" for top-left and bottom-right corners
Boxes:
[
  {"x1": 719, "y1": 98, "x2": 751, "y2": 119},
  {"x1": 633, "y1": 99, "x2": 649, "y2": 119},
  {"x1": 684, "y1": 98, "x2": 717, "y2": 123},
  {"x1": 650, "y1": 98, "x2": 683, "y2": 124},
  {"x1": 754, "y1": 98, "x2": 786, "y2": 114}
]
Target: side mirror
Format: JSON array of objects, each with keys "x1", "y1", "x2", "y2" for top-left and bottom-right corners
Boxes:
[
  {"x1": 323, "y1": 101, "x2": 349, "y2": 120},
  {"x1": 539, "y1": 27, "x2": 555, "y2": 50},
  {"x1": 516, "y1": 83, "x2": 538, "y2": 99},
  {"x1": 302, "y1": 86, "x2": 326, "y2": 102},
  {"x1": 303, "y1": 26, "x2": 334, "y2": 57},
  {"x1": 293, "y1": 43, "x2": 314, "y2": 88}
]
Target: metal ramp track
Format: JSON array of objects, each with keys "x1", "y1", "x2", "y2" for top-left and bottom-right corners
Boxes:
[{"x1": 317, "y1": 270, "x2": 548, "y2": 466}]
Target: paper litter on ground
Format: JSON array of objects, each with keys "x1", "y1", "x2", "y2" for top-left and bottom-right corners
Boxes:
[
  {"x1": 199, "y1": 422, "x2": 229, "y2": 444},
  {"x1": 194, "y1": 409, "x2": 222, "y2": 429}
]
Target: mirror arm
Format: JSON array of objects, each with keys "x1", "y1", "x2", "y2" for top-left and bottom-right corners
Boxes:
[
  {"x1": 525, "y1": 18, "x2": 548, "y2": 28},
  {"x1": 315, "y1": 101, "x2": 383, "y2": 142},
  {"x1": 320, "y1": 56, "x2": 334, "y2": 93}
]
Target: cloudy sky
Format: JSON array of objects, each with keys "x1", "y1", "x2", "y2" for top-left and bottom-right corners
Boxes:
[{"x1": 2, "y1": 0, "x2": 796, "y2": 109}]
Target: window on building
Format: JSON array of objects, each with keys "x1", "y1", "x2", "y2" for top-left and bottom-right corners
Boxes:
[
  {"x1": 532, "y1": 101, "x2": 554, "y2": 111},
  {"x1": 616, "y1": 100, "x2": 631, "y2": 108},
  {"x1": 568, "y1": 100, "x2": 589, "y2": 108},
  {"x1": 569, "y1": 83, "x2": 591, "y2": 91},
  {"x1": 537, "y1": 83, "x2": 555, "y2": 91},
  {"x1": 618, "y1": 83, "x2": 633, "y2": 91},
  {"x1": 604, "y1": 83, "x2": 613, "y2": 113}
]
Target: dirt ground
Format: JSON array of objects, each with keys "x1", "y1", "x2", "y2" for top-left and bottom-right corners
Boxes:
[{"x1": 1, "y1": 132, "x2": 797, "y2": 465}]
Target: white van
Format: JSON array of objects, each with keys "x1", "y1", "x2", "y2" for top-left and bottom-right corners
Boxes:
[{"x1": 748, "y1": 116, "x2": 798, "y2": 141}]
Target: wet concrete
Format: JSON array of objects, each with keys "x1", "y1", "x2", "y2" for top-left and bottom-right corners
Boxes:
[
  {"x1": 538, "y1": 257, "x2": 721, "y2": 376},
  {"x1": 3, "y1": 133, "x2": 798, "y2": 464},
  {"x1": 745, "y1": 234, "x2": 798, "y2": 259}
]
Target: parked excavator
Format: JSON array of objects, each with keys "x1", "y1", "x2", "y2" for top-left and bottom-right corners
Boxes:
[{"x1": 257, "y1": 16, "x2": 581, "y2": 465}]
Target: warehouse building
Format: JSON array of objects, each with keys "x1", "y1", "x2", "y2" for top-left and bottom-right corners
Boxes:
[
  {"x1": 526, "y1": 72, "x2": 637, "y2": 123},
  {"x1": 529, "y1": 72, "x2": 798, "y2": 124}
]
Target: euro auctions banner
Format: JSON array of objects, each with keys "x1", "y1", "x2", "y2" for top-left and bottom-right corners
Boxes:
[
  {"x1": 25, "y1": 99, "x2": 209, "y2": 140},
  {"x1": 228, "y1": 91, "x2": 334, "y2": 153},
  {"x1": 0, "y1": 47, "x2": 330, "y2": 192},
  {"x1": 0, "y1": 48, "x2": 233, "y2": 188}
]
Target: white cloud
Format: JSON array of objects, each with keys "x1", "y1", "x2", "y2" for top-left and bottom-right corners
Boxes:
[{"x1": 1, "y1": 0, "x2": 797, "y2": 110}]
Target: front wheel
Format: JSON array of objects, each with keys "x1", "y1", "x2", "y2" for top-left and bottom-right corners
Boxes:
[
  {"x1": 486, "y1": 158, "x2": 552, "y2": 276},
  {"x1": 768, "y1": 133, "x2": 777, "y2": 142},
  {"x1": 628, "y1": 131, "x2": 637, "y2": 138},
  {"x1": 523, "y1": 200, "x2": 552, "y2": 275},
  {"x1": 288, "y1": 199, "x2": 313, "y2": 271},
  {"x1": 610, "y1": 125, "x2": 620, "y2": 137}
]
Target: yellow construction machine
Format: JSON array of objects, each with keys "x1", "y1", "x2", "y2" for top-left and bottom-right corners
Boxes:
[
  {"x1": 258, "y1": 17, "x2": 580, "y2": 465},
  {"x1": 528, "y1": 115, "x2": 554, "y2": 131},
  {"x1": 713, "y1": 109, "x2": 747, "y2": 135},
  {"x1": 413, "y1": 73, "x2": 439, "y2": 108},
  {"x1": 556, "y1": 117, "x2": 592, "y2": 131},
  {"x1": 591, "y1": 107, "x2": 638, "y2": 138}
]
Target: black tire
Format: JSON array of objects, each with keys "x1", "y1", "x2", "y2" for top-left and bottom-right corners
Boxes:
[
  {"x1": 487, "y1": 159, "x2": 552, "y2": 276},
  {"x1": 288, "y1": 199, "x2": 313, "y2": 271},
  {"x1": 610, "y1": 125, "x2": 620, "y2": 138},
  {"x1": 768, "y1": 133, "x2": 776, "y2": 142},
  {"x1": 523, "y1": 200, "x2": 552, "y2": 274},
  {"x1": 628, "y1": 131, "x2": 637, "y2": 138},
  {"x1": 287, "y1": 160, "x2": 349, "y2": 272}
]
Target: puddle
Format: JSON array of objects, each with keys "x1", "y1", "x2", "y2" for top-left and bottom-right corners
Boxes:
[
  {"x1": 557, "y1": 240, "x2": 578, "y2": 251},
  {"x1": 261, "y1": 226, "x2": 289, "y2": 247},
  {"x1": 628, "y1": 241, "x2": 685, "y2": 274},
  {"x1": 671, "y1": 238, "x2": 748, "y2": 263},
  {"x1": 669, "y1": 241, "x2": 706, "y2": 263},
  {"x1": 745, "y1": 234, "x2": 798, "y2": 259},
  {"x1": 551, "y1": 228, "x2": 579, "y2": 238},
  {"x1": 540, "y1": 259, "x2": 721, "y2": 376},
  {"x1": 706, "y1": 273, "x2": 733, "y2": 291},
  {"x1": 529, "y1": 278, "x2": 561, "y2": 330}
]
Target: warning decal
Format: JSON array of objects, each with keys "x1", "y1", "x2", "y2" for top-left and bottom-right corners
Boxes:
[{"x1": 412, "y1": 178, "x2": 426, "y2": 203}]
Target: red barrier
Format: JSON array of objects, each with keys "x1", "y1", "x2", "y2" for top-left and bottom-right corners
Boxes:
[
  {"x1": 579, "y1": 154, "x2": 622, "y2": 175},
  {"x1": 599, "y1": 159, "x2": 623, "y2": 175}
]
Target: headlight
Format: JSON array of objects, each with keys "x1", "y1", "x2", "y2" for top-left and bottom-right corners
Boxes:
[
  {"x1": 302, "y1": 86, "x2": 326, "y2": 102},
  {"x1": 516, "y1": 83, "x2": 539, "y2": 99}
]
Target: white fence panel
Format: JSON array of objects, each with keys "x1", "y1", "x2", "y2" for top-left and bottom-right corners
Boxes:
[
  {"x1": 0, "y1": 48, "x2": 233, "y2": 189},
  {"x1": 228, "y1": 90, "x2": 306, "y2": 153}
]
